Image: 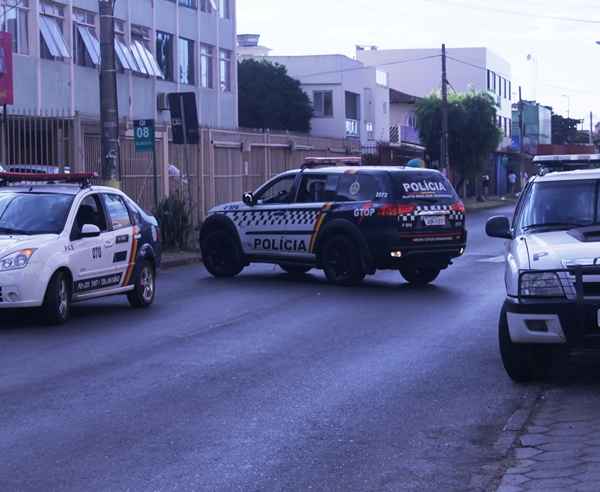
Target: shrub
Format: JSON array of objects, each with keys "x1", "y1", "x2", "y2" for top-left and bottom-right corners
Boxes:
[{"x1": 154, "y1": 196, "x2": 192, "y2": 250}]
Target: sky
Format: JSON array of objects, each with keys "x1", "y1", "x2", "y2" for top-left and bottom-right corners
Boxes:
[{"x1": 238, "y1": 0, "x2": 600, "y2": 130}]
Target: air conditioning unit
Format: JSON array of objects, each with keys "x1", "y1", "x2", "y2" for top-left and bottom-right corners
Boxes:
[{"x1": 157, "y1": 93, "x2": 170, "y2": 111}]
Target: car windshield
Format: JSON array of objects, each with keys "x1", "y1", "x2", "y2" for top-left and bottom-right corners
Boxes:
[
  {"x1": 519, "y1": 180, "x2": 599, "y2": 231},
  {"x1": 0, "y1": 192, "x2": 74, "y2": 235},
  {"x1": 390, "y1": 171, "x2": 458, "y2": 205}
]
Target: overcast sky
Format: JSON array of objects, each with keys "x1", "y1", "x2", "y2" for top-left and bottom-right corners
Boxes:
[{"x1": 238, "y1": 0, "x2": 600, "y2": 129}]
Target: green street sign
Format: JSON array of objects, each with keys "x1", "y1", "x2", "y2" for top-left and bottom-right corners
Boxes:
[{"x1": 134, "y1": 119, "x2": 155, "y2": 152}]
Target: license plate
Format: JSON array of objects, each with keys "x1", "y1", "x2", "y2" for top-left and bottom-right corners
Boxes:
[{"x1": 424, "y1": 216, "x2": 446, "y2": 226}]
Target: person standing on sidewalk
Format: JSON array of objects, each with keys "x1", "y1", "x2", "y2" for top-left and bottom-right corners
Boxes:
[
  {"x1": 508, "y1": 171, "x2": 517, "y2": 195},
  {"x1": 481, "y1": 174, "x2": 491, "y2": 200}
]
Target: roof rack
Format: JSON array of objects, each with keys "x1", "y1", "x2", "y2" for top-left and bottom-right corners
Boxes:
[
  {"x1": 533, "y1": 154, "x2": 600, "y2": 175},
  {"x1": 301, "y1": 156, "x2": 362, "y2": 169},
  {"x1": 0, "y1": 172, "x2": 98, "y2": 187}
]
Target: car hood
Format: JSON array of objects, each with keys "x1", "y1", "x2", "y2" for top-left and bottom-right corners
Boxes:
[
  {"x1": 526, "y1": 230, "x2": 600, "y2": 269},
  {"x1": 0, "y1": 234, "x2": 58, "y2": 257}
]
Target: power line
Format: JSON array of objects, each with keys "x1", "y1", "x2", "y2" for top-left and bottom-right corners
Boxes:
[
  {"x1": 295, "y1": 54, "x2": 441, "y2": 79},
  {"x1": 424, "y1": 0, "x2": 600, "y2": 24}
]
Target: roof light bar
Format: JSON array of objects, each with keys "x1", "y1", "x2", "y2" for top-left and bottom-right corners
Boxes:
[
  {"x1": 302, "y1": 156, "x2": 362, "y2": 169},
  {"x1": 533, "y1": 154, "x2": 600, "y2": 175},
  {"x1": 0, "y1": 172, "x2": 98, "y2": 185}
]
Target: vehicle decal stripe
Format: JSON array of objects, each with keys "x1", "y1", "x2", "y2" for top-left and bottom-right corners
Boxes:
[
  {"x1": 309, "y1": 203, "x2": 333, "y2": 253},
  {"x1": 122, "y1": 226, "x2": 139, "y2": 286}
]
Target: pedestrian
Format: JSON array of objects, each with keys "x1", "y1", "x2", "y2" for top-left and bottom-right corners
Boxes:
[
  {"x1": 481, "y1": 174, "x2": 490, "y2": 200},
  {"x1": 508, "y1": 171, "x2": 517, "y2": 195}
]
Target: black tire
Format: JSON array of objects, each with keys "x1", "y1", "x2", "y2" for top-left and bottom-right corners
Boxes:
[
  {"x1": 498, "y1": 307, "x2": 553, "y2": 382},
  {"x1": 279, "y1": 264, "x2": 312, "y2": 275},
  {"x1": 127, "y1": 260, "x2": 156, "y2": 308},
  {"x1": 399, "y1": 266, "x2": 440, "y2": 285},
  {"x1": 201, "y1": 229, "x2": 245, "y2": 278},
  {"x1": 320, "y1": 234, "x2": 365, "y2": 286},
  {"x1": 41, "y1": 271, "x2": 71, "y2": 325}
]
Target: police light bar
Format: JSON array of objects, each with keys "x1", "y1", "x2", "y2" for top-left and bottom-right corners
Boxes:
[
  {"x1": 533, "y1": 154, "x2": 600, "y2": 175},
  {"x1": 0, "y1": 172, "x2": 98, "y2": 184},
  {"x1": 302, "y1": 156, "x2": 362, "y2": 169}
]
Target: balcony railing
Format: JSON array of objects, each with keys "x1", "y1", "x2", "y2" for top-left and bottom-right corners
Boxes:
[{"x1": 390, "y1": 125, "x2": 420, "y2": 145}]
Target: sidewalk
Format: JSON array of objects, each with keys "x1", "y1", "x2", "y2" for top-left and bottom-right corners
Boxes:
[
  {"x1": 497, "y1": 382, "x2": 600, "y2": 491},
  {"x1": 465, "y1": 196, "x2": 517, "y2": 212},
  {"x1": 161, "y1": 250, "x2": 202, "y2": 269}
]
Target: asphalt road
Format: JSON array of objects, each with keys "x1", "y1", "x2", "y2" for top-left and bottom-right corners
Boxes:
[{"x1": 0, "y1": 206, "x2": 530, "y2": 492}]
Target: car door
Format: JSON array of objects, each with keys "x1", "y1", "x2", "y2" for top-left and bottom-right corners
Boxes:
[
  {"x1": 69, "y1": 193, "x2": 115, "y2": 295},
  {"x1": 101, "y1": 193, "x2": 137, "y2": 287},
  {"x1": 238, "y1": 173, "x2": 298, "y2": 258},
  {"x1": 284, "y1": 173, "x2": 335, "y2": 261}
]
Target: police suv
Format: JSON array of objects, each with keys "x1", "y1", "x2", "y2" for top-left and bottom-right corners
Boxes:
[
  {"x1": 487, "y1": 154, "x2": 600, "y2": 381},
  {"x1": 0, "y1": 172, "x2": 161, "y2": 324},
  {"x1": 200, "y1": 158, "x2": 466, "y2": 286}
]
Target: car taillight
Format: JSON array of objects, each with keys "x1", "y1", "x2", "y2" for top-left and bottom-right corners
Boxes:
[
  {"x1": 396, "y1": 204, "x2": 417, "y2": 215},
  {"x1": 378, "y1": 203, "x2": 416, "y2": 216},
  {"x1": 450, "y1": 201, "x2": 465, "y2": 213}
]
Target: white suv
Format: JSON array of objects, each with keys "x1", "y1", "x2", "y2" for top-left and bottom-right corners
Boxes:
[{"x1": 487, "y1": 154, "x2": 600, "y2": 381}]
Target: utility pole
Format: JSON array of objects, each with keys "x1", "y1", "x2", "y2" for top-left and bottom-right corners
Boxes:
[
  {"x1": 99, "y1": 0, "x2": 120, "y2": 185},
  {"x1": 518, "y1": 86, "x2": 525, "y2": 192},
  {"x1": 590, "y1": 111, "x2": 594, "y2": 146},
  {"x1": 441, "y1": 44, "x2": 449, "y2": 178}
]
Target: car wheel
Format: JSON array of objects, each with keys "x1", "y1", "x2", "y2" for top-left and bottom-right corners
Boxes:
[
  {"x1": 498, "y1": 307, "x2": 553, "y2": 382},
  {"x1": 279, "y1": 264, "x2": 312, "y2": 275},
  {"x1": 399, "y1": 266, "x2": 440, "y2": 285},
  {"x1": 321, "y1": 234, "x2": 365, "y2": 286},
  {"x1": 201, "y1": 229, "x2": 245, "y2": 278},
  {"x1": 41, "y1": 271, "x2": 71, "y2": 325},
  {"x1": 127, "y1": 260, "x2": 156, "y2": 308}
]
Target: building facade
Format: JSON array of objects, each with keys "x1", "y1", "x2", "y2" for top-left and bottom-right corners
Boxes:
[
  {"x1": 5, "y1": 0, "x2": 238, "y2": 128},
  {"x1": 256, "y1": 54, "x2": 390, "y2": 147},
  {"x1": 511, "y1": 101, "x2": 552, "y2": 154},
  {"x1": 357, "y1": 47, "x2": 513, "y2": 149}
]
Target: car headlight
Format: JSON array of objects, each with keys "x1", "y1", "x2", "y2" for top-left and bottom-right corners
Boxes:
[
  {"x1": 0, "y1": 249, "x2": 37, "y2": 272},
  {"x1": 519, "y1": 272, "x2": 565, "y2": 298}
]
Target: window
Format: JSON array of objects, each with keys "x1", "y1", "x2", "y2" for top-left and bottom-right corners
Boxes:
[
  {"x1": 0, "y1": 192, "x2": 74, "y2": 235},
  {"x1": 73, "y1": 195, "x2": 107, "y2": 235},
  {"x1": 336, "y1": 174, "x2": 379, "y2": 202},
  {"x1": 313, "y1": 91, "x2": 333, "y2": 118},
  {"x1": 131, "y1": 25, "x2": 163, "y2": 78},
  {"x1": 496, "y1": 74, "x2": 501, "y2": 96},
  {"x1": 200, "y1": 0, "x2": 213, "y2": 13},
  {"x1": 487, "y1": 70, "x2": 492, "y2": 91},
  {"x1": 178, "y1": 37, "x2": 194, "y2": 85},
  {"x1": 219, "y1": 0, "x2": 230, "y2": 18},
  {"x1": 113, "y1": 19, "x2": 131, "y2": 71},
  {"x1": 503, "y1": 78, "x2": 508, "y2": 99},
  {"x1": 156, "y1": 31, "x2": 174, "y2": 81},
  {"x1": 255, "y1": 175, "x2": 296, "y2": 204},
  {"x1": 179, "y1": 0, "x2": 197, "y2": 7},
  {"x1": 1, "y1": 0, "x2": 29, "y2": 54},
  {"x1": 508, "y1": 81, "x2": 512, "y2": 101},
  {"x1": 296, "y1": 175, "x2": 335, "y2": 203},
  {"x1": 73, "y1": 8, "x2": 99, "y2": 67},
  {"x1": 219, "y1": 48, "x2": 231, "y2": 91},
  {"x1": 200, "y1": 43, "x2": 214, "y2": 88},
  {"x1": 345, "y1": 91, "x2": 360, "y2": 137},
  {"x1": 103, "y1": 194, "x2": 131, "y2": 230},
  {"x1": 39, "y1": 1, "x2": 69, "y2": 60}
]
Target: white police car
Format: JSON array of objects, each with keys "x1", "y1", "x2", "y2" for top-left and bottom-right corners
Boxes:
[
  {"x1": 487, "y1": 154, "x2": 600, "y2": 381},
  {"x1": 0, "y1": 172, "x2": 161, "y2": 325}
]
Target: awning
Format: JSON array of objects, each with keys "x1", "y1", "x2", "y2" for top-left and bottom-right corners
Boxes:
[
  {"x1": 77, "y1": 25, "x2": 100, "y2": 66},
  {"x1": 39, "y1": 15, "x2": 70, "y2": 58}
]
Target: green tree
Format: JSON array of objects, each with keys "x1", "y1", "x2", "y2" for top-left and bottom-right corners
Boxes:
[
  {"x1": 415, "y1": 92, "x2": 502, "y2": 187},
  {"x1": 551, "y1": 114, "x2": 582, "y2": 145},
  {"x1": 238, "y1": 59, "x2": 313, "y2": 133}
]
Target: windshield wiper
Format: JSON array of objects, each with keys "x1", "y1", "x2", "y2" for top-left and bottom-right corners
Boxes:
[
  {"x1": 0, "y1": 227, "x2": 34, "y2": 235},
  {"x1": 523, "y1": 222, "x2": 590, "y2": 231}
]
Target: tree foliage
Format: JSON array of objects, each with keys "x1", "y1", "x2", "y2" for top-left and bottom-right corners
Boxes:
[
  {"x1": 238, "y1": 59, "x2": 313, "y2": 133},
  {"x1": 415, "y1": 92, "x2": 502, "y2": 182},
  {"x1": 551, "y1": 114, "x2": 585, "y2": 145}
]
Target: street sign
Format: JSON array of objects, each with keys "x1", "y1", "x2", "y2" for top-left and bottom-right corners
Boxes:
[
  {"x1": 134, "y1": 119, "x2": 155, "y2": 152},
  {"x1": 168, "y1": 92, "x2": 200, "y2": 145},
  {"x1": 0, "y1": 32, "x2": 14, "y2": 106}
]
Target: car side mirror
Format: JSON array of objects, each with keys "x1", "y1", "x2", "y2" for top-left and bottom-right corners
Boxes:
[
  {"x1": 243, "y1": 192, "x2": 256, "y2": 207},
  {"x1": 80, "y1": 224, "x2": 101, "y2": 239},
  {"x1": 486, "y1": 216, "x2": 512, "y2": 239}
]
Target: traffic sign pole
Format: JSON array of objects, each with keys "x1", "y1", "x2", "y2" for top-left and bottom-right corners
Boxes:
[{"x1": 133, "y1": 119, "x2": 159, "y2": 211}]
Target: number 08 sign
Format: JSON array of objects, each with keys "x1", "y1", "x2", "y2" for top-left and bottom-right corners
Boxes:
[{"x1": 133, "y1": 119, "x2": 155, "y2": 152}]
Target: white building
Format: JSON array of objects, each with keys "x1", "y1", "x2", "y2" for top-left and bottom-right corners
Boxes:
[
  {"x1": 6, "y1": 0, "x2": 238, "y2": 128},
  {"x1": 256, "y1": 54, "x2": 390, "y2": 147},
  {"x1": 357, "y1": 47, "x2": 513, "y2": 149}
]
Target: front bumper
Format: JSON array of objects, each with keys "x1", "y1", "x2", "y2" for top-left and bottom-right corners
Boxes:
[
  {"x1": 505, "y1": 297, "x2": 600, "y2": 348},
  {"x1": 0, "y1": 268, "x2": 46, "y2": 308}
]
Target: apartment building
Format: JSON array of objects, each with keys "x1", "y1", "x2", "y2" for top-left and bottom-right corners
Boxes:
[
  {"x1": 255, "y1": 54, "x2": 390, "y2": 147},
  {"x1": 357, "y1": 47, "x2": 513, "y2": 149},
  {"x1": 5, "y1": 0, "x2": 238, "y2": 128}
]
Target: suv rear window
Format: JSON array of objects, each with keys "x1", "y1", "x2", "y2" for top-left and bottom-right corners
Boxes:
[
  {"x1": 336, "y1": 173, "x2": 380, "y2": 202},
  {"x1": 391, "y1": 171, "x2": 458, "y2": 204}
]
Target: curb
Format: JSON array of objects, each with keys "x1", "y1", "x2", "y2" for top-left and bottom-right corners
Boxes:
[{"x1": 160, "y1": 255, "x2": 202, "y2": 270}]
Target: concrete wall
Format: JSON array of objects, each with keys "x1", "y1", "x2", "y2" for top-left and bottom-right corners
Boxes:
[
  {"x1": 262, "y1": 55, "x2": 390, "y2": 146},
  {"x1": 12, "y1": 0, "x2": 238, "y2": 129}
]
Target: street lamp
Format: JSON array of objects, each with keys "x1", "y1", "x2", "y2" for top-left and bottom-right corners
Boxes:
[{"x1": 561, "y1": 94, "x2": 571, "y2": 119}]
